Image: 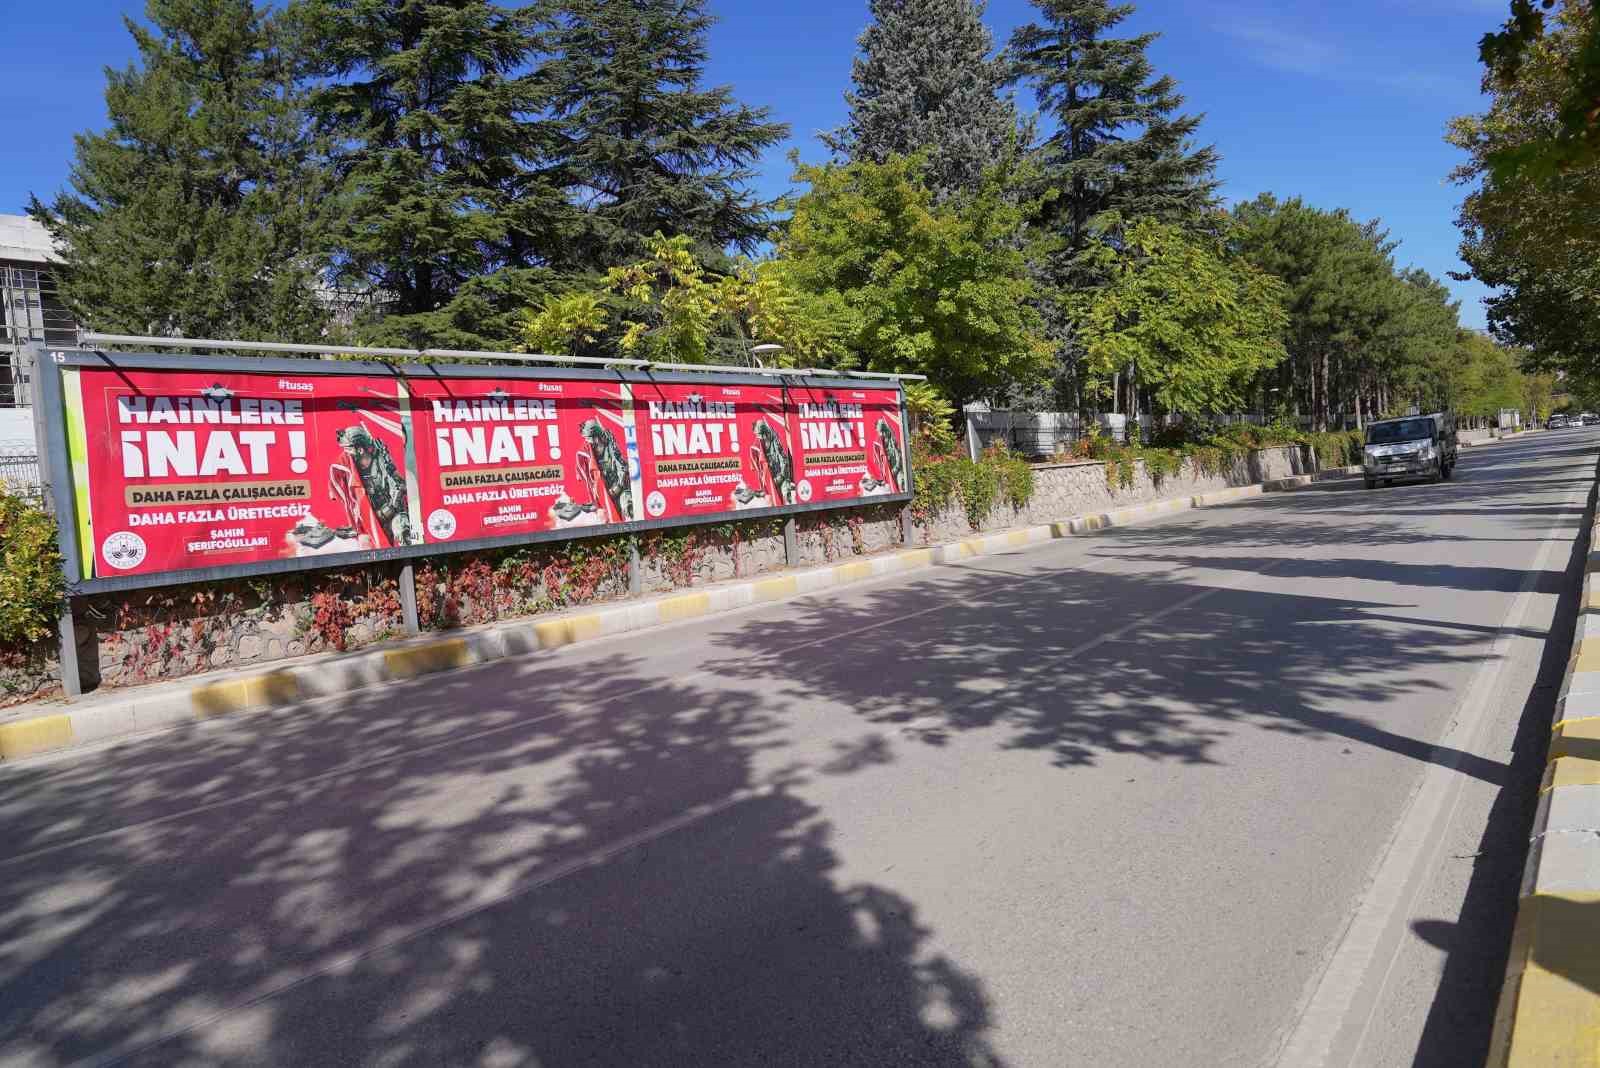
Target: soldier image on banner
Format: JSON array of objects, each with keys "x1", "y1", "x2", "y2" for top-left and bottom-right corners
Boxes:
[
  {"x1": 292, "y1": 396, "x2": 419, "y2": 555},
  {"x1": 65, "y1": 368, "x2": 420, "y2": 578},
  {"x1": 407, "y1": 378, "x2": 639, "y2": 542},
  {"x1": 785, "y1": 385, "x2": 906, "y2": 504},
  {"x1": 634, "y1": 382, "x2": 794, "y2": 519}
]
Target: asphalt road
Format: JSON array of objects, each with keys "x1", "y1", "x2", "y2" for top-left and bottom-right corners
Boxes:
[{"x1": 1, "y1": 429, "x2": 1592, "y2": 1068}]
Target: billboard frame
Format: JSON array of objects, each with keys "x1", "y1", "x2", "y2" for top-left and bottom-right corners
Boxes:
[{"x1": 35, "y1": 345, "x2": 915, "y2": 597}]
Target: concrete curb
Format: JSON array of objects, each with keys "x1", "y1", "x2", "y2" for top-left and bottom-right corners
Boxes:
[
  {"x1": 1461, "y1": 429, "x2": 1545, "y2": 449},
  {"x1": 0, "y1": 464, "x2": 1359, "y2": 765},
  {"x1": 1488, "y1": 455, "x2": 1600, "y2": 1068}
]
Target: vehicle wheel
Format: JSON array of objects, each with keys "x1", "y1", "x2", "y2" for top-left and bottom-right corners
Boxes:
[
  {"x1": 1442, "y1": 461, "x2": 1454, "y2": 480},
  {"x1": 1383, "y1": 479, "x2": 1393, "y2": 487},
  {"x1": 1364, "y1": 477, "x2": 1376, "y2": 490}
]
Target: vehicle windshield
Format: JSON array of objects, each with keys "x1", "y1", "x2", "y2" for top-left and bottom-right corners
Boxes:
[{"x1": 1366, "y1": 419, "x2": 1434, "y2": 445}]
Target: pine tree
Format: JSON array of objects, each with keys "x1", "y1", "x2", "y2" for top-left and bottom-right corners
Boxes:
[
  {"x1": 1011, "y1": 0, "x2": 1217, "y2": 255},
  {"x1": 1009, "y1": 0, "x2": 1219, "y2": 407},
  {"x1": 824, "y1": 0, "x2": 1018, "y2": 200},
  {"x1": 297, "y1": 0, "x2": 559, "y2": 347},
  {"x1": 542, "y1": 0, "x2": 789, "y2": 273},
  {"x1": 31, "y1": 0, "x2": 329, "y2": 341}
]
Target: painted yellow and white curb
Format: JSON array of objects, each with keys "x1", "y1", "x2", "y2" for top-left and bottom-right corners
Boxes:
[
  {"x1": 0, "y1": 464, "x2": 1355, "y2": 764},
  {"x1": 1489, "y1": 465, "x2": 1600, "y2": 1067}
]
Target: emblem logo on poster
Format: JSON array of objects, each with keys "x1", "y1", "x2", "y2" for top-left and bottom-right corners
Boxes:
[
  {"x1": 427, "y1": 509, "x2": 458, "y2": 539},
  {"x1": 797, "y1": 478, "x2": 813, "y2": 502},
  {"x1": 646, "y1": 490, "x2": 666, "y2": 518},
  {"x1": 102, "y1": 531, "x2": 148, "y2": 570}
]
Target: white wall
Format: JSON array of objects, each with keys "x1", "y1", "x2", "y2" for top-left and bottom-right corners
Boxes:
[{"x1": 0, "y1": 406, "x2": 36, "y2": 446}]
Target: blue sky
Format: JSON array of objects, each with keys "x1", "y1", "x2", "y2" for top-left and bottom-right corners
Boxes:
[{"x1": 0, "y1": 0, "x2": 1505, "y2": 328}]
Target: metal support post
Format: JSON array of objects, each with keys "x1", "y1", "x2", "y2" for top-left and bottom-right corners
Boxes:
[
  {"x1": 399, "y1": 563, "x2": 420, "y2": 636},
  {"x1": 628, "y1": 537, "x2": 643, "y2": 596},
  {"x1": 783, "y1": 516, "x2": 799, "y2": 567},
  {"x1": 900, "y1": 504, "x2": 914, "y2": 545},
  {"x1": 57, "y1": 603, "x2": 81, "y2": 698}
]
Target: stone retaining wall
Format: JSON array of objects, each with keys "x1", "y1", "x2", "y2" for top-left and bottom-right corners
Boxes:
[{"x1": 914, "y1": 445, "x2": 1313, "y2": 544}]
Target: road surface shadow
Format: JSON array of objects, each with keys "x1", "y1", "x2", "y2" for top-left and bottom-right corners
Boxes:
[
  {"x1": 706, "y1": 553, "x2": 1505, "y2": 778},
  {"x1": 697, "y1": 442, "x2": 1591, "y2": 779},
  {"x1": 0, "y1": 654, "x2": 1004, "y2": 1066},
  {"x1": 1089, "y1": 551, "x2": 1572, "y2": 597}
]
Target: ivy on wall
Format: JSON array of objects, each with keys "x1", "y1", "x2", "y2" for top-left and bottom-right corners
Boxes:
[{"x1": 911, "y1": 442, "x2": 1035, "y2": 530}]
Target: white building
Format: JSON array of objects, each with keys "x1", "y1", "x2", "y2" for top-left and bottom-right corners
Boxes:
[{"x1": 0, "y1": 214, "x2": 75, "y2": 454}]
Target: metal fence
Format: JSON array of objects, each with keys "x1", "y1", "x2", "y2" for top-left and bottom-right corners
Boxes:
[
  {"x1": 1, "y1": 446, "x2": 38, "y2": 480},
  {"x1": 0, "y1": 262, "x2": 69, "y2": 509},
  {"x1": 965, "y1": 409, "x2": 1083, "y2": 457},
  {"x1": 964, "y1": 408, "x2": 1359, "y2": 459},
  {"x1": 0, "y1": 444, "x2": 43, "y2": 505}
]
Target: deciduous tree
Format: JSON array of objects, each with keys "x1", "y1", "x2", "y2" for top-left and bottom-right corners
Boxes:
[
  {"x1": 520, "y1": 233, "x2": 842, "y2": 365},
  {"x1": 1477, "y1": 0, "x2": 1600, "y2": 176},
  {"x1": 1449, "y1": 4, "x2": 1600, "y2": 378},
  {"x1": 1073, "y1": 220, "x2": 1286, "y2": 416},
  {"x1": 773, "y1": 155, "x2": 1052, "y2": 410}
]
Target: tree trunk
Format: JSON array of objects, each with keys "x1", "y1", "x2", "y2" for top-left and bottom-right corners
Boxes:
[
  {"x1": 1318, "y1": 351, "x2": 1331, "y2": 432},
  {"x1": 1129, "y1": 362, "x2": 1139, "y2": 444},
  {"x1": 1288, "y1": 356, "x2": 1300, "y2": 424},
  {"x1": 1313, "y1": 352, "x2": 1323, "y2": 432}
]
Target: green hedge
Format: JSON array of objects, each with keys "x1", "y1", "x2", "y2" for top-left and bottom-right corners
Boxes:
[
  {"x1": 1302, "y1": 429, "x2": 1365, "y2": 468},
  {"x1": 0, "y1": 489, "x2": 65, "y2": 645}
]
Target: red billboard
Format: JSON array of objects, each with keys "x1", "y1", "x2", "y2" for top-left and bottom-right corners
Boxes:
[
  {"x1": 71, "y1": 367, "x2": 420, "y2": 578},
  {"x1": 408, "y1": 376, "x2": 639, "y2": 543},
  {"x1": 633, "y1": 380, "x2": 794, "y2": 520},
  {"x1": 786, "y1": 385, "x2": 907, "y2": 504},
  {"x1": 63, "y1": 363, "x2": 907, "y2": 582}
]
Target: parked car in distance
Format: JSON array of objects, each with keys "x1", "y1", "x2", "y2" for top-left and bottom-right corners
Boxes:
[
  {"x1": 1363, "y1": 412, "x2": 1457, "y2": 489},
  {"x1": 1585, "y1": 412, "x2": 1600, "y2": 426},
  {"x1": 1550, "y1": 414, "x2": 1570, "y2": 429}
]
